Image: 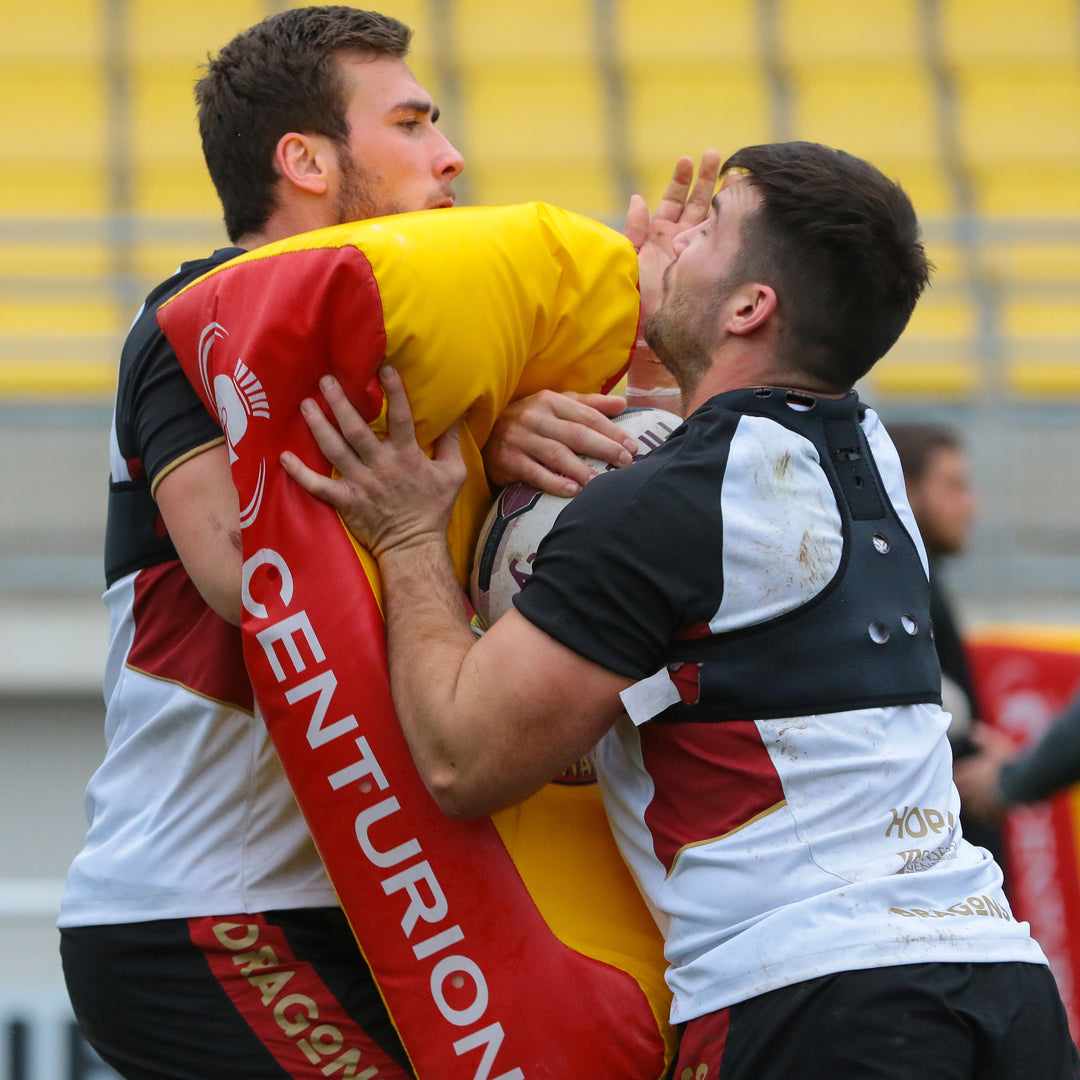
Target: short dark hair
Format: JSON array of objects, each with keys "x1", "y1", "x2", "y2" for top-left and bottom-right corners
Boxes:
[
  {"x1": 888, "y1": 422, "x2": 963, "y2": 482},
  {"x1": 195, "y1": 6, "x2": 412, "y2": 242},
  {"x1": 722, "y1": 142, "x2": 932, "y2": 390}
]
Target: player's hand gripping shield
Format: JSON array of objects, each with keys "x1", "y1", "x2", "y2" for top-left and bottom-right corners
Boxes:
[{"x1": 157, "y1": 203, "x2": 675, "y2": 1080}]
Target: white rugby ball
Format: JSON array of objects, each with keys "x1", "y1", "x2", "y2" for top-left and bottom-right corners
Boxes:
[{"x1": 469, "y1": 406, "x2": 682, "y2": 629}]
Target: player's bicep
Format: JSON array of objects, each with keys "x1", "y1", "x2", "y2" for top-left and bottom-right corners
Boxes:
[
  {"x1": 155, "y1": 443, "x2": 243, "y2": 624},
  {"x1": 451, "y1": 607, "x2": 632, "y2": 815}
]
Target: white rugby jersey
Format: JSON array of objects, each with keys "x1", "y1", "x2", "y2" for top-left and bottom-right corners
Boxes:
[
  {"x1": 516, "y1": 388, "x2": 1046, "y2": 1022},
  {"x1": 60, "y1": 253, "x2": 335, "y2": 927}
]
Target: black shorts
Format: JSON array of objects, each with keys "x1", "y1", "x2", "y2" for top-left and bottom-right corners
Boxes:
[
  {"x1": 61, "y1": 908, "x2": 413, "y2": 1080},
  {"x1": 670, "y1": 961, "x2": 1079, "y2": 1080}
]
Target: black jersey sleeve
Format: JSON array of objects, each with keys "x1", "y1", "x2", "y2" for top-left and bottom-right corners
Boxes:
[
  {"x1": 115, "y1": 251, "x2": 243, "y2": 489},
  {"x1": 106, "y1": 248, "x2": 243, "y2": 585},
  {"x1": 133, "y1": 323, "x2": 223, "y2": 492},
  {"x1": 513, "y1": 429, "x2": 724, "y2": 680}
]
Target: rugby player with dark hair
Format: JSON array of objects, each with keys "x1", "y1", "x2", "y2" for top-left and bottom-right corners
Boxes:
[{"x1": 288, "y1": 142, "x2": 1079, "y2": 1079}]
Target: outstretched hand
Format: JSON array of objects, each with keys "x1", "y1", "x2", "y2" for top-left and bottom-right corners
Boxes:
[
  {"x1": 625, "y1": 150, "x2": 723, "y2": 321},
  {"x1": 280, "y1": 368, "x2": 466, "y2": 558},
  {"x1": 482, "y1": 389, "x2": 637, "y2": 495}
]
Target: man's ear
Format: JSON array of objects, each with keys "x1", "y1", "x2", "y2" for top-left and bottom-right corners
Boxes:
[
  {"x1": 725, "y1": 283, "x2": 777, "y2": 337},
  {"x1": 274, "y1": 131, "x2": 333, "y2": 196}
]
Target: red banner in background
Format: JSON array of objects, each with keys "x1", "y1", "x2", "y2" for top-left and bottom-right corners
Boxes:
[{"x1": 969, "y1": 629, "x2": 1080, "y2": 1042}]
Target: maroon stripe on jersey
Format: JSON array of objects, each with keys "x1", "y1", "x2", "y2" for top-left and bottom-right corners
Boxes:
[
  {"x1": 639, "y1": 720, "x2": 785, "y2": 873},
  {"x1": 129, "y1": 561, "x2": 254, "y2": 711},
  {"x1": 189, "y1": 914, "x2": 411, "y2": 1080},
  {"x1": 673, "y1": 1006, "x2": 731, "y2": 1077}
]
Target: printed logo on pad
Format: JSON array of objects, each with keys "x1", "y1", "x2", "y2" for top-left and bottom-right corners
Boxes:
[
  {"x1": 199, "y1": 321, "x2": 271, "y2": 528},
  {"x1": 552, "y1": 753, "x2": 598, "y2": 786}
]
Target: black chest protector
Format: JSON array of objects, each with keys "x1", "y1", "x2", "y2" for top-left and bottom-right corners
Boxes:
[{"x1": 656, "y1": 387, "x2": 942, "y2": 723}]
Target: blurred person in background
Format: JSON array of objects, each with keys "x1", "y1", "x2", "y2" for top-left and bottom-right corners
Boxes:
[
  {"x1": 890, "y1": 422, "x2": 1007, "y2": 869},
  {"x1": 956, "y1": 687, "x2": 1080, "y2": 820}
]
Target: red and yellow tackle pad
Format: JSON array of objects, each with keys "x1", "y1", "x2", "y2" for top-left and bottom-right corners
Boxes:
[{"x1": 157, "y1": 203, "x2": 675, "y2": 1079}]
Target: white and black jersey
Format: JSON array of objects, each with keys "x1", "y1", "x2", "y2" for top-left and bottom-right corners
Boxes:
[
  {"x1": 515, "y1": 387, "x2": 1046, "y2": 1023},
  {"x1": 61, "y1": 251, "x2": 338, "y2": 928}
]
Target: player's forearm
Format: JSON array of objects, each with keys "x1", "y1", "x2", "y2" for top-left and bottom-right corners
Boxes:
[
  {"x1": 377, "y1": 536, "x2": 490, "y2": 812},
  {"x1": 999, "y1": 695, "x2": 1080, "y2": 804}
]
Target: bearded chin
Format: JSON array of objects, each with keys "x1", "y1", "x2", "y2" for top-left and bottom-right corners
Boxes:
[
  {"x1": 644, "y1": 310, "x2": 710, "y2": 399},
  {"x1": 333, "y1": 152, "x2": 382, "y2": 225}
]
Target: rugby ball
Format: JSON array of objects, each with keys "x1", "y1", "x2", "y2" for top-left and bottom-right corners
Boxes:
[{"x1": 469, "y1": 406, "x2": 682, "y2": 629}]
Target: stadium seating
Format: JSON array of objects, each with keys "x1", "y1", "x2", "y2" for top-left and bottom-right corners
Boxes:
[
  {"x1": 2, "y1": 0, "x2": 101, "y2": 63},
  {"x1": 940, "y1": 0, "x2": 1080, "y2": 67},
  {"x1": 1004, "y1": 295, "x2": 1080, "y2": 397},
  {"x1": 615, "y1": 0, "x2": 768, "y2": 203},
  {"x1": 0, "y1": 62, "x2": 109, "y2": 217},
  {"x1": 3, "y1": 0, "x2": 1080, "y2": 401},
  {"x1": 788, "y1": 64, "x2": 954, "y2": 220},
  {"x1": 939, "y1": 0, "x2": 1080, "y2": 396},
  {"x1": 0, "y1": 39, "x2": 115, "y2": 397},
  {"x1": 952, "y1": 65, "x2": 1080, "y2": 219},
  {"x1": 778, "y1": 0, "x2": 924, "y2": 66},
  {"x1": 623, "y1": 64, "x2": 772, "y2": 208},
  {"x1": 127, "y1": 0, "x2": 264, "y2": 216},
  {"x1": 777, "y1": 0, "x2": 953, "y2": 219},
  {"x1": 870, "y1": 294, "x2": 981, "y2": 400},
  {"x1": 0, "y1": 291, "x2": 123, "y2": 400},
  {"x1": 451, "y1": 0, "x2": 615, "y2": 217}
]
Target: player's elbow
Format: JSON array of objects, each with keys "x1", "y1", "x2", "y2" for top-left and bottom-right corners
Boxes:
[{"x1": 421, "y1": 764, "x2": 503, "y2": 821}]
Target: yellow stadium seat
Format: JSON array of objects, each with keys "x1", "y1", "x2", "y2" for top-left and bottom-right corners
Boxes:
[
  {"x1": 0, "y1": 297, "x2": 124, "y2": 400},
  {"x1": 129, "y1": 0, "x2": 267, "y2": 63},
  {"x1": 1004, "y1": 296, "x2": 1080, "y2": 341},
  {"x1": 900, "y1": 293, "x2": 979, "y2": 343},
  {"x1": 1002, "y1": 295, "x2": 1080, "y2": 396},
  {"x1": 868, "y1": 293, "x2": 979, "y2": 397},
  {"x1": 981, "y1": 240, "x2": 1080, "y2": 285},
  {"x1": 941, "y1": 0, "x2": 1080, "y2": 67},
  {"x1": 777, "y1": 0, "x2": 923, "y2": 67},
  {"x1": 626, "y1": 65, "x2": 772, "y2": 207},
  {"x1": 0, "y1": 297, "x2": 124, "y2": 338},
  {"x1": 453, "y1": 0, "x2": 595, "y2": 67},
  {"x1": 787, "y1": 64, "x2": 954, "y2": 217},
  {"x1": 457, "y1": 64, "x2": 615, "y2": 218},
  {"x1": 0, "y1": 63, "x2": 109, "y2": 215},
  {"x1": 975, "y1": 171, "x2": 1080, "y2": 218},
  {"x1": 953, "y1": 65, "x2": 1080, "y2": 218},
  {"x1": 953, "y1": 66, "x2": 1080, "y2": 166},
  {"x1": 0, "y1": 240, "x2": 113, "y2": 283},
  {"x1": 129, "y1": 62, "x2": 220, "y2": 216},
  {"x1": 2, "y1": 0, "x2": 100, "y2": 62},
  {"x1": 0, "y1": 358, "x2": 119, "y2": 401},
  {"x1": 616, "y1": 0, "x2": 759, "y2": 65},
  {"x1": 1006, "y1": 359, "x2": 1080, "y2": 397}
]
